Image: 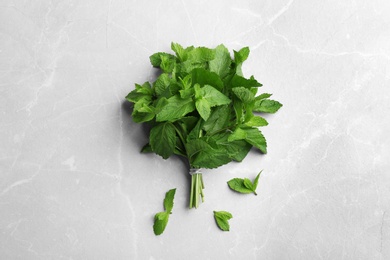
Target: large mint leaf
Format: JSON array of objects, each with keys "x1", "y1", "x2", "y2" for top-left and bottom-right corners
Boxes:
[
  {"x1": 156, "y1": 95, "x2": 195, "y2": 122},
  {"x1": 149, "y1": 122, "x2": 176, "y2": 159},
  {"x1": 209, "y1": 44, "x2": 231, "y2": 78}
]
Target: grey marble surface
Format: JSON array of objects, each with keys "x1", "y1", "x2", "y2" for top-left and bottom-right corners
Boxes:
[{"x1": 1, "y1": 0, "x2": 390, "y2": 259}]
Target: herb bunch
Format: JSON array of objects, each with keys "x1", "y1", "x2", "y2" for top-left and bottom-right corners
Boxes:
[{"x1": 126, "y1": 43, "x2": 282, "y2": 208}]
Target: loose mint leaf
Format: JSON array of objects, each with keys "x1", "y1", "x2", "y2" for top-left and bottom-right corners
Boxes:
[
  {"x1": 156, "y1": 95, "x2": 195, "y2": 122},
  {"x1": 232, "y1": 86, "x2": 255, "y2": 103},
  {"x1": 213, "y1": 211, "x2": 233, "y2": 231},
  {"x1": 209, "y1": 44, "x2": 231, "y2": 78},
  {"x1": 228, "y1": 172, "x2": 261, "y2": 195},
  {"x1": 253, "y1": 99, "x2": 283, "y2": 113},
  {"x1": 153, "y1": 212, "x2": 169, "y2": 235},
  {"x1": 163, "y1": 188, "x2": 176, "y2": 213},
  {"x1": 191, "y1": 68, "x2": 224, "y2": 90},
  {"x1": 252, "y1": 171, "x2": 262, "y2": 191},
  {"x1": 244, "y1": 115, "x2": 268, "y2": 127},
  {"x1": 150, "y1": 122, "x2": 176, "y2": 159},
  {"x1": 227, "y1": 178, "x2": 253, "y2": 194},
  {"x1": 153, "y1": 188, "x2": 176, "y2": 235}
]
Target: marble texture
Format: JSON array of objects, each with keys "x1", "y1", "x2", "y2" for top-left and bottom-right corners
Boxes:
[{"x1": 1, "y1": 0, "x2": 390, "y2": 259}]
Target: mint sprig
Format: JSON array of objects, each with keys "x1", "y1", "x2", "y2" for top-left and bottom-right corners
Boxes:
[
  {"x1": 213, "y1": 211, "x2": 233, "y2": 231},
  {"x1": 227, "y1": 171, "x2": 262, "y2": 195},
  {"x1": 153, "y1": 188, "x2": 176, "y2": 235}
]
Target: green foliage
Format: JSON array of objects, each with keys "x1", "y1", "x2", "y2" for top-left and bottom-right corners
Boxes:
[
  {"x1": 153, "y1": 188, "x2": 176, "y2": 235},
  {"x1": 126, "y1": 42, "x2": 282, "y2": 169},
  {"x1": 227, "y1": 171, "x2": 263, "y2": 195},
  {"x1": 213, "y1": 211, "x2": 233, "y2": 231}
]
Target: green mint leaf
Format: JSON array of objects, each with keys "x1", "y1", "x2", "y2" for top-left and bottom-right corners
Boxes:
[
  {"x1": 228, "y1": 172, "x2": 262, "y2": 195},
  {"x1": 149, "y1": 122, "x2": 176, "y2": 159},
  {"x1": 141, "y1": 143, "x2": 152, "y2": 153},
  {"x1": 253, "y1": 99, "x2": 283, "y2": 113},
  {"x1": 209, "y1": 44, "x2": 231, "y2": 78},
  {"x1": 231, "y1": 75, "x2": 262, "y2": 89},
  {"x1": 188, "y1": 46, "x2": 215, "y2": 63},
  {"x1": 243, "y1": 128, "x2": 267, "y2": 154},
  {"x1": 154, "y1": 73, "x2": 171, "y2": 96},
  {"x1": 150, "y1": 52, "x2": 176, "y2": 67},
  {"x1": 227, "y1": 178, "x2": 253, "y2": 194},
  {"x1": 191, "y1": 144, "x2": 232, "y2": 169},
  {"x1": 201, "y1": 85, "x2": 231, "y2": 107},
  {"x1": 191, "y1": 68, "x2": 224, "y2": 90},
  {"x1": 153, "y1": 212, "x2": 169, "y2": 235},
  {"x1": 243, "y1": 178, "x2": 253, "y2": 190},
  {"x1": 232, "y1": 86, "x2": 255, "y2": 103},
  {"x1": 244, "y1": 115, "x2": 268, "y2": 127},
  {"x1": 213, "y1": 211, "x2": 233, "y2": 231},
  {"x1": 156, "y1": 95, "x2": 195, "y2": 122},
  {"x1": 252, "y1": 171, "x2": 262, "y2": 191},
  {"x1": 171, "y1": 42, "x2": 187, "y2": 61},
  {"x1": 202, "y1": 105, "x2": 231, "y2": 134},
  {"x1": 195, "y1": 98, "x2": 211, "y2": 121},
  {"x1": 255, "y1": 93, "x2": 272, "y2": 101},
  {"x1": 234, "y1": 47, "x2": 250, "y2": 64},
  {"x1": 228, "y1": 127, "x2": 247, "y2": 142},
  {"x1": 163, "y1": 188, "x2": 176, "y2": 213}
]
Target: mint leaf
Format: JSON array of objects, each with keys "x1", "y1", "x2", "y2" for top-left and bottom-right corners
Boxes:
[
  {"x1": 153, "y1": 212, "x2": 169, "y2": 235},
  {"x1": 232, "y1": 86, "x2": 255, "y2": 103},
  {"x1": 153, "y1": 188, "x2": 176, "y2": 235},
  {"x1": 150, "y1": 52, "x2": 176, "y2": 67},
  {"x1": 150, "y1": 122, "x2": 176, "y2": 159},
  {"x1": 252, "y1": 171, "x2": 262, "y2": 191},
  {"x1": 227, "y1": 178, "x2": 253, "y2": 194},
  {"x1": 202, "y1": 105, "x2": 231, "y2": 134},
  {"x1": 253, "y1": 99, "x2": 283, "y2": 113},
  {"x1": 209, "y1": 44, "x2": 231, "y2": 78},
  {"x1": 244, "y1": 115, "x2": 268, "y2": 127},
  {"x1": 191, "y1": 68, "x2": 224, "y2": 90},
  {"x1": 201, "y1": 85, "x2": 231, "y2": 107},
  {"x1": 156, "y1": 95, "x2": 195, "y2": 122},
  {"x1": 231, "y1": 75, "x2": 262, "y2": 89},
  {"x1": 195, "y1": 98, "x2": 211, "y2": 121},
  {"x1": 234, "y1": 46, "x2": 250, "y2": 64},
  {"x1": 227, "y1": 172, "x2": 262, "y2": 195},
  {"x1": 163, "y1": 188, "x2": 176, "y2": 212},
  {"x1": 213, "y1": 211, "x2": 233, "y2": 231}
]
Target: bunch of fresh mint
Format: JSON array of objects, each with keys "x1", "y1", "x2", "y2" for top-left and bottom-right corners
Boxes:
[{"x1": 126, "y1": 43, "x2": 282, "y2": 209}]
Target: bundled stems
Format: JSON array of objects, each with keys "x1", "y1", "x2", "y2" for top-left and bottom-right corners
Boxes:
[{"x1": 189, "y1": 172, "x2": 204, "y2": 208}]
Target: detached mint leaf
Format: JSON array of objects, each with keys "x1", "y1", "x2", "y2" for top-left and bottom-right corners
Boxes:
[
  {"x1": 227, "y1": 172, "x2": 262, "y2": 195},
  {"x1": 213, "y1": 211, "x2": 233, "y2": 231},
  {"x1": 252, "y1": 171, "x2": 262, "y2": 191},
  {"x1": 153, "y1": 188, "x2": 176, "y2": 235},
  {"x1": 227, "y1": 178, "x2": 253, "y2": 194},
  {"x1": 153, "y1": 212, "x2": 169, "y2": 235},
  {"x1": 163, "y1": 188, "x2": 176, "y2": 212}
]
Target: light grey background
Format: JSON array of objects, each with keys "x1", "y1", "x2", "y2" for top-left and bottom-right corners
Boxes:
[{"x1": 1, "y1": 0, "x2": 390, "y2": 259}]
